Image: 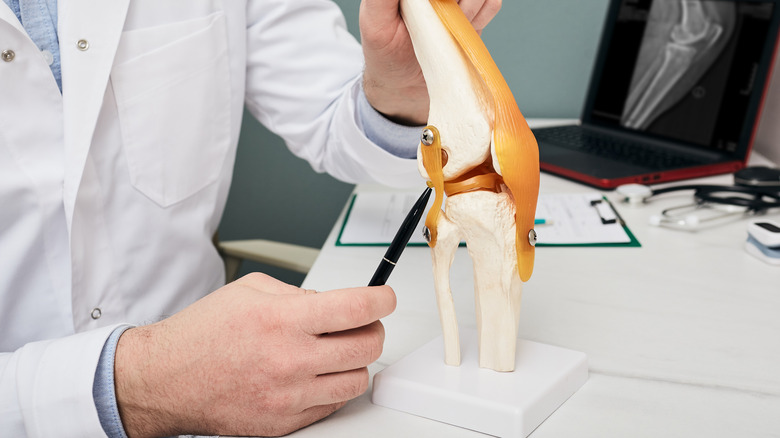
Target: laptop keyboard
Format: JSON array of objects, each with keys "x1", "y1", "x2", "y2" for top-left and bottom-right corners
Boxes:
[{"x1": 534, "y1": 125, "x2": 702, "y2": 170}]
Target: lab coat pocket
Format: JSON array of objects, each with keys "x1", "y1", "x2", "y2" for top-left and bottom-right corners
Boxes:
[{"x1": 111, "y1": 12, "x2": 232, "y2": 207}]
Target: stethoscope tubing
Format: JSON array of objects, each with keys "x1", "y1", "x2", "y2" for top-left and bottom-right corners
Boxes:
[{"x1": 650, "y1": 184, "x2": 780, "y2": 212}]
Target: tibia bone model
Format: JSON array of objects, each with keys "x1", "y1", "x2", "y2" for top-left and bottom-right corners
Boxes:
[
  {"x1": 400, "y1": 0, "x2": 540, "y2": 372},
  {"x1": 622, "y1": 0, "x2": 724, "y2": 129}
]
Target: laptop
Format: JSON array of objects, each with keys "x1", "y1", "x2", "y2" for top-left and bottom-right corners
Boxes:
[{"x1": 533, "y1": 0, "x2": 780, "y2": 189}]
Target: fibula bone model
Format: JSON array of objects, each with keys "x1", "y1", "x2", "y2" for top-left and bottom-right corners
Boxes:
[{"x1": 400, "y1": 0, "x2": 540, "y2": 372}]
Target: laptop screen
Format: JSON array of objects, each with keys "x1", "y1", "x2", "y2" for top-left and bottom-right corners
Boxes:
[{"x1": 585, "y1": 0, "x2": 779, "y2": 155}]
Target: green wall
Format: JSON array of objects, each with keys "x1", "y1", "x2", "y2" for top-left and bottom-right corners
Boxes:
[{"x1": 218, "y1": 1, "x2": 611, "y2": 286}]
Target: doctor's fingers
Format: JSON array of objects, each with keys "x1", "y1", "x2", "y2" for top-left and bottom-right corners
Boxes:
[
  {"x1": 290, "y1": 403, "x2": 348, "y2": 434},
  {"x1": 247, "y1": 402, "x2": 346, "y2": 437},
  {"x1": 359, "y1": 0, "x2": 400, "y2": 24},
  {"x1": 458, "y1": 0, "x2": 502, "y2": 32},
  {"x1": 308, "y1": 368, "x2": 371, "y2": 407},
  {"x1": 294, "y1": 285, "x2": 397, "y2": 335},
  {"x1": 234, "y1": 272, "x2": 314, "y2": 296},
  {"x1": 308, "y1": 320, "x2": 386, "y2": 375}
]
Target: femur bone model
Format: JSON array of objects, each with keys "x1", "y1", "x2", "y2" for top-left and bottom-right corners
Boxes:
[{"x1": 400, "y1": 0, "x2": 540, "y2": 372}]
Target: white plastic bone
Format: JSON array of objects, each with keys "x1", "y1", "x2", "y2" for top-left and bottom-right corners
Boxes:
[
  {"x1": 401, "y1": 0, "x2": 523, "y2": 371},
  {"x1": 431, "y1": 192, "x2": 522, "y2": 371},
  {"x1": 402, "y1": 0, "x2": 494, "y2": 181}
]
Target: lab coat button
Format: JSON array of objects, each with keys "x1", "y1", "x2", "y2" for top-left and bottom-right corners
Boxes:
[
  {"x1": 1, "y1": 49, "x2": 15, "y2": 62},
  {"x1": 41, "y1": 50, "x2": 54, "y2": 65},
  {"x1": 91, "y1": 307, "x2": 102, "y2": 320},
  {"x1": 76, "y1": 39, "x2": 89, "y2": 51}
]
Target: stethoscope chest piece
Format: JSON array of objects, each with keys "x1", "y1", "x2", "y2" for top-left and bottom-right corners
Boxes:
[{"x1": 616, "y1": 183, "x2": 653, "y2": 205}]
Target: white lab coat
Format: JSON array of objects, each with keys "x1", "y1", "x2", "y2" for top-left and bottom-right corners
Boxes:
[{"x1": 0, "y1": 1, "x2": 419, "y2": 436}]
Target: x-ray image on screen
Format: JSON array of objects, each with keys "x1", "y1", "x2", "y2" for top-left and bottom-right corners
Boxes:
[
  {"x1": 622, "y1": 1, "x2": 736, "y2": 129},
  {"x1": 590, "y1": 0, "x2": 775, "y2": 153}
]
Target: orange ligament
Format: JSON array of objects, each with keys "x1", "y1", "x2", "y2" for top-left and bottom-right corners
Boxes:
[
  {"x1": 429, "y1": 0, "x2": 540, "y2": 282},
  {"x1": 420, "y1": 125, "x2": 445, "y2": 247}
]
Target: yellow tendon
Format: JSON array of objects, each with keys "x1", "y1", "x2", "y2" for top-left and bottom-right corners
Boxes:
[
  {"x1": 429, "y1": 0, "x2": 540, "y2": 282},
  {"x1": 420, "y1": 125, "x2": 445, "y2": 247}
]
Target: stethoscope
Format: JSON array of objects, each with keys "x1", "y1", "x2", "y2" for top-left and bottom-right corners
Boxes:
[{"x1": 615, "y1": 166, "x2": 780, "y2": 230}]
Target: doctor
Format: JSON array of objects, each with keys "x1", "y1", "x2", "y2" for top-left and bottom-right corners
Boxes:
[{"x1": 0, "y1": 0, "x2": 500, "y2": 437}]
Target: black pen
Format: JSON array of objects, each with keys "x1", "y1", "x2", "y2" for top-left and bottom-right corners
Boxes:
[{"x1": 368, "y1": 187, "x2": 433, "y2": 286}]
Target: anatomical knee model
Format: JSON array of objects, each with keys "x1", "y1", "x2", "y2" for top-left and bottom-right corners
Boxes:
[{"x1": 400, "y1": 0, "x2": 540, "y2": 372}]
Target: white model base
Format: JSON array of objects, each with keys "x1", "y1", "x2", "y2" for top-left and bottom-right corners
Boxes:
[{"x1": 372, "y1": 329, "x2": 588, "y2": 437}]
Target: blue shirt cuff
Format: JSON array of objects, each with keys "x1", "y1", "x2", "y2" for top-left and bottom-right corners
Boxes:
[
  {"x1": 356, "y1": 86, "x2": 422, "y2": 159},
  {"x1": 93, "y1": 326, "x2": 132, "y2": 438}
]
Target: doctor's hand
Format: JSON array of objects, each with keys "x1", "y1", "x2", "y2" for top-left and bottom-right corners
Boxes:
[
  {"x1": 113, "y1": 273, "x2": 396, "y2": 438},
  {"x1": 359, "y1": 0, "x2": 501, "y2": 126}
]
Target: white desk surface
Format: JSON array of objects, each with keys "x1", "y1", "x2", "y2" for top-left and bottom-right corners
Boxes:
[{"x1": 295, "y1": 122, "x2": 780, "y2": 437}]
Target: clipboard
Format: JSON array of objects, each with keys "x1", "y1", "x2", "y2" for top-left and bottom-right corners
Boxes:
[
  {"x1": 533, "y1": 193, "x2": 640, "y2": 247},
  {"x1": 335, "y1": 191, "x2": 640, "y2": 248}
]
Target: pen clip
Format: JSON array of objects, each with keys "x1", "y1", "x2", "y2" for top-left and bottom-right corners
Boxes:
[{"x1": 591, "y1": 198, "x2": 617, "y2": 225}]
